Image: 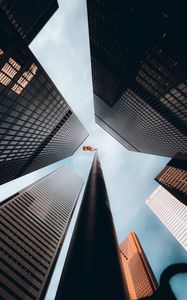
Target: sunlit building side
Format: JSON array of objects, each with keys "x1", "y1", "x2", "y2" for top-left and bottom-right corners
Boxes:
[
  {"x1": 146, "y1": 186, "x2": 187, "y2": 251},
  {"x1": 120, "y1": 232, "x2": 158, "y2": 300},
  {"x1": 155, "y1": 153, "x2": 187, "y2": 205}
]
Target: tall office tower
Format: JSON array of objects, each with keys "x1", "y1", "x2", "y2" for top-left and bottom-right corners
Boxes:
[
  {"x1": 120, "y1": 232, "x2": 158, "y2": 300},
  {"x1": 55, "y1": 153, "x2": 129, "y2": 300},
  {"x1": 87, "y1": 0, "x2": 187, "y2": 157},
  {"x1": 146, "y1": 186, "x2": 187, "y2": 251},
  {"x1": 0, "y1": 0, "x2": 58, "y2": 45},
  {"x1": 0, "y1": 10, "x2": 88, "y2": 185},
  {"x1": 0, "y1": 165, "x2": 83, "y2": 300},
  {"x1": 155, "y1": 153, "x2": 187, "y2": 205}
]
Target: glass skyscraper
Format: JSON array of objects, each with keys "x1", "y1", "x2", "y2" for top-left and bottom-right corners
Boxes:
[
  {"x1": 0, "y1": 5, "x2": 88, "y2": 185},
  {"x1": 87, "y1": 0, "x2": 187, "y2": 157},
  {"x1": 0, "y1": 165, "x2": 83, "y2": 300},
  {"x1": 55, "y1": 153, "x2": 129, "y2": 300}
]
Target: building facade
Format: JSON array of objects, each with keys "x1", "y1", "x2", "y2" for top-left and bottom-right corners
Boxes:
[
  {"x1": 0, "y1": 9, "x2": 88, "y2": 185},
  {"x1": 146, "y1": 186, "x2": 187, "y2": 251},
  {"x1": 87, "y1": 0, "x2": 187, "y2": 157},
  {"x1": 55, "y1": 152, "x2": 129, "y2": 300},
  {"x1": 0, "y1": 0, "x2": 58, "y2": 45},
  {"x1": 120, "y1": 232, "x2": 158, "y2": 300},
  {"x1": 155, "y1": 153, "x2": 187, "y2": 205},
  {"x1": 0, "y1": 165, "x2": 83, "y2": 300}
]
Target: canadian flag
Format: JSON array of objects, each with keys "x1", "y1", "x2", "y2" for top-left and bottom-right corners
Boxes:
[{"x1": 82, "y1": 146, "x2": 97, "y2": 151}]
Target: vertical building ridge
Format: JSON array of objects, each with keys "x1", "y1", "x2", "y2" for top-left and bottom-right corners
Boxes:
[{"x1": 55, "y1": 152, "x2": 129, "y2": 300}]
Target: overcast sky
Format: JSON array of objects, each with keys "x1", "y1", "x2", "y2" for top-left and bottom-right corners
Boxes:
[{"x1": 0, "y1": 0, "x2": 186, "y2": 299}]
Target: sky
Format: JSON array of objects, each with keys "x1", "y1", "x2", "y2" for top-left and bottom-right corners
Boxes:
[{"x1": 0, "y1": 0, "x2": 186, "y2": 299}]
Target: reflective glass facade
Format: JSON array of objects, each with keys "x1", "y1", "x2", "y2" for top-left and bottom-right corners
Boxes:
[
  {"x1": 0, "y1": 166, "x2": 83, "y2": 300},
  {"x1": 0, "y1": 11, "x2": 88, "y2": 184},
  {"x1": 87, "y1": 0, "x2": 187, "y2": 157}
]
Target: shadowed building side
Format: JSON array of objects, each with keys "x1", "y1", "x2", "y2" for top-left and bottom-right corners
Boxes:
[
  {"x1": 55, "y1": 152, "x2": 129, "y2": 300},
  {"x1": 0, "y1": 0, "x2": 59, "y2": 45},
  {"x1": 87, "y1": 0, "x2": 187, "y2": 157},
  {"x1": 120, "y1": 232, "x2": 158, "y2": 300}
]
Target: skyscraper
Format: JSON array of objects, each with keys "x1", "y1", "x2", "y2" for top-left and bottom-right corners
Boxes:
[
  {"x1": 146, "y1": 186, "x2": 187, "y2": 251},
  {"x1": 55, "y1": 152, "x2": 129, "y2": 300},
  {"x1": 0, "y1": 0, "x2": 59, "y2": 45},
  {"x1": 87, "y1": 0, "x2": 187, "y2": 157},
  {"x1": 120, "y1": 232, "x2": 158, "y2": 300},
  {"x1": 155, "y1": 153, "x2": 187, "y2": 205},
  {"x1": 0, "y1": 165, "x2": 83, "y2": 300},
  {"x1": 0, "y1": 8, "x2": 88, "y2": 185}
]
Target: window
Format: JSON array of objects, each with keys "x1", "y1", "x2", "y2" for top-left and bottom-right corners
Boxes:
[
  {"x1": 0, "y1": 48, "x2": 4, "y2": 58},
  {"x1": 0, "y1": 57, "x2": 21, "y2": 86},
  {"x1": 12, "y1": 63, "x2": 38, "y2": 94}
]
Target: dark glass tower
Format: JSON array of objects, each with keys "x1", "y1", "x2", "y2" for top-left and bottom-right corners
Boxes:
[
  {"x1": 55, "y1": 152, "x2": 129, "y2": 300},
  {"x1": 0, "y1": 165, "x2": 83, "y2": 300},
  {"x1": 87, "y1": 0, "x2": 187, "y2": 157},
  {"x1": 155, "y1": 153, "x2": 187, "y2": 205},
  {"x1": 0, "y1": 0, "x2": 58, "y2": 45},
  {"x1": 0, "y1": 9, "x2": 88, "y2": 185}
]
